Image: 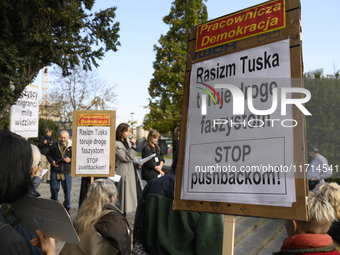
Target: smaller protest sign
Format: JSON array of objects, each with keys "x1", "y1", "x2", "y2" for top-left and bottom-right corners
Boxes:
[
  {"x1": 75, "y1": 126, "x2": 110, "y2": 175},
  {"x1": 10, "y1": 85, "x2": 39, "y2": 138}
]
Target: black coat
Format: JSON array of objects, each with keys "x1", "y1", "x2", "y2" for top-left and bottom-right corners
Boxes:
[
  {"x1": 38, "y1": 135, "x2": 56, "y2": 155},
  {"x1": 46, "y1": 141, "x2": 72, "y2": 174},
  {"x1": 141, "y1": 144, "x2": 164, "y2": 182},
  {"x1": 0, "y1": 214, "x2": 30, "y2": 255}
]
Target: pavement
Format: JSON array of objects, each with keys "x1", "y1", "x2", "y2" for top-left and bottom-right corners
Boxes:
[{"x1": 162, "y1": 157, "x2": 173, "y2": 171}]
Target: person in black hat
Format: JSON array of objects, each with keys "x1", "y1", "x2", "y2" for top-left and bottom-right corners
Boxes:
[{"x1": 307, "y1": 145, "x2": 332, "y2": 190}]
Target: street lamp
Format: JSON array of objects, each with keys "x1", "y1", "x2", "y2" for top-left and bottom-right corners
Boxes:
[
  {"x1": 130, "y1": 112, "x2": 135, "y2": 135},
  {"x1": 44, "y1": 105, "x2": 51, "y2": 130}
]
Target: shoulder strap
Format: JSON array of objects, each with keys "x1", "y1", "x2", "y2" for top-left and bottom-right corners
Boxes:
[{"x1": 133, "y1": 179, "x2": 155, "y2": 242}]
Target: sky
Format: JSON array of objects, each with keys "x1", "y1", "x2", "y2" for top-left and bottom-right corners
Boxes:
[{"x1": 33, "y1": 0, "x2": 340, "y2": 128}]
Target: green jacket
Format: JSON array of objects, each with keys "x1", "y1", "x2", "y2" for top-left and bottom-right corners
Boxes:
[{"x1": 134, "y1": 173, "x2": 223, "y2": 255}]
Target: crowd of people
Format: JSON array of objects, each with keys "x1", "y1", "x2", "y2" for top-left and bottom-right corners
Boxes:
[{"x1": 1, "y1": 126, "x2": 339, "y2": 255}]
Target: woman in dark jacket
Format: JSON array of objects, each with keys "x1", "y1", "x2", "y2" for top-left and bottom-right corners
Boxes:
[
  {"x1": 60, "y1": 179, "x2": 131, "y2": 255},
  {"x1": 141, "y1": 129, "x2": 165, "y2": 182}
]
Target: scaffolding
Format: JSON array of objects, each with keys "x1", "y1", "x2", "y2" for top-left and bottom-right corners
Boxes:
[{"x1": 42, "y1": 67, "x2": 49, "y2": 105}]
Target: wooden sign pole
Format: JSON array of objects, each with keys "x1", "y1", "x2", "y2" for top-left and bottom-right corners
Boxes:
[{"x1": 223, "y1": 215, "x2": 235, "y2": 255}]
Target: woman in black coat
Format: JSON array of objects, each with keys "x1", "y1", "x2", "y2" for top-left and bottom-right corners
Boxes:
[{"x1": 141, "y1": 129, "x2": 165, "y2": 182}]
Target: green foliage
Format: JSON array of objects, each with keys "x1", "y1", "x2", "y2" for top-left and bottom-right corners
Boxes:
[
  {"x1": 0, "y1": 0, "x2": 120, "y2": 118},
  {"x1": 0, "y1": 111, "x2": 9, "y2": 130},
  {"x1": 143, "y1": 0, "x2": 208, "y2": 136},
  {"x1": 304, "y1": 77, "x2": 340, "y2": 171}
]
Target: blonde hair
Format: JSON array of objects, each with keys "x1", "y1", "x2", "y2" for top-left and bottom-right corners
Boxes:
[
  {"x1": 313, "y1": 182, "x2": 340, "y2": 220},
  {"x1": 298, "y1": 192, "x2": 336, "y2": 234},
  {"x1": 30, "y1": 144, "x2": 41, "y2": 168},
  {"x1": 147, "y1": 129, "x2": 160, "y2": 150},
  {"x1": 74, "y1": 179, "x2": 117, "y2": 234}
]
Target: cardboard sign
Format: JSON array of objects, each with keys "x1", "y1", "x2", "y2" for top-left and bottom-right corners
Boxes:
[
  {"x1": 75, "y1": 126, "x2": 110, "y2": 175},
  {"x1": 71, "y1": 110, "x2": 116, "y2": 177},
  {"x1": 78, "y1": 114, "x2": 110, "y2": 126},
  {"x1": 182, "y1": 40, "x2": 296, "y2": 207},
  {"x1": 174, "y1": 0, "x2": 308, "y2": 220},
  {"x1": 10, "y1": 84, "x2": 39, "y2": 138},
  {"x1": 196, "y1": 0, "x2": 285, "y2": 51},
  {"x1": 11, "y1": 196, "x2": 79, "y2": 244}
]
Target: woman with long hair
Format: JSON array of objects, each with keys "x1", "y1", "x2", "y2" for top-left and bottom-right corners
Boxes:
[
  {"x1": 60, "y1": 179, "x2": 131, "y2": 255},
  {"x1": 141, "y1": 129, "x2": 165, "y2": 182},
  {"x1": 115, "y1": 123, "x2": 138, "y2": 214}
]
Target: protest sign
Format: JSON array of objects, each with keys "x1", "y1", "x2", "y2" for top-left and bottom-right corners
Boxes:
[
  {"x1": 75, "y1": 126, "x2": 110, "y2": 175},
  {"x1": 71, "y1": 110, "x2": 116, "y2": 177},
  {"x1": 174, "y1": 0, "x2": 308, "y2": 220},
  {"x1": 10, "y1": 84, "x2": 39, "y2": 138}
]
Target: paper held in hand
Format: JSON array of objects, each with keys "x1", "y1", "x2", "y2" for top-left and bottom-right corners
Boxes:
[
  {"x1": 139, "y1": 153, "x2": 156, "y2": 164},
  {"x1": 40, "y1": 169, "x2": 48, "y2": 177}
]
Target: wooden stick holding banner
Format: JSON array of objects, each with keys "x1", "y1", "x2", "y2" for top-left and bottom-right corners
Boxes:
[{"x1": 223, "y1": 215, "x2": 235, "y2": 255}]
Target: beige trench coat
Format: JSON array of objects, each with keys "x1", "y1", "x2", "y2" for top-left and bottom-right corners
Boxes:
[{"x1": 115, "y1": 139, "x2": 138, "y2": 214}]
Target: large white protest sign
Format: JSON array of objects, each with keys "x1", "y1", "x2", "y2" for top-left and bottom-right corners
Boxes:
[
  {"x1": 75, "y1": 127, "x2": 110, "y2": 175},
  {"x1": 10, "y1": 85, "x2": 39, "y2": 138},
  {"x1": 181, "y1": 39, "x2": 297, "y2": 206}
]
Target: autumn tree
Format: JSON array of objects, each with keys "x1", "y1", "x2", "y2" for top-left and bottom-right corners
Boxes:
[
  {"x1": 143, "y1": 0, "x2": 208, "y2": 136},
  {"x1": 49, "y1": 66, "x2": 117, "y2": 129},
  {"x1": 0, "y1": 0, "x2": 120, "y2": 119}
]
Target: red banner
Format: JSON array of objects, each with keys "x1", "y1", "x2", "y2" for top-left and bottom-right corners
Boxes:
[
  {"x1": 196, "y1": 0, "x2": 285, "y2": 52},
  {"x1": 78, "y1": 114, "x2": 110, "y2": 126}
]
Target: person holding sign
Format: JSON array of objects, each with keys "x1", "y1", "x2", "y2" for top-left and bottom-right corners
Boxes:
[
  {"x1": 141, "y1": 129, "x2": 165, "y2": 182},
  {"x1": 46, "y1": 130, "x2": 72, "y2": 213},
  {"x1": 115, "y1": 123, "x2": 138, "y2": 214}
]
